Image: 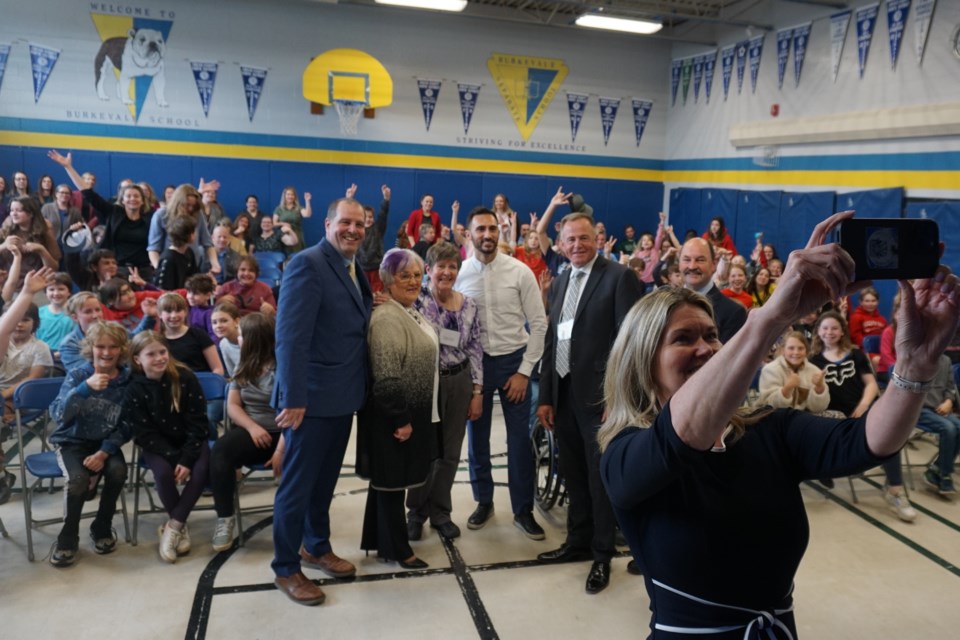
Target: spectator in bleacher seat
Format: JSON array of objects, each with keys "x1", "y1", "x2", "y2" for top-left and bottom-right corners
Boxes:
[
  {"x1": 877, "y1": 293, "x2": 900, "y2": 381},
  {"x1": 768, "y1": 258, "x2": 784, "y2": 283},
  {"x1": 153, "y1": 214, "x2": 199, "y2": 291},
  {"x1": 200, "y1": 184, "x2": 227, "y2": 233},
  {"x1": 720, "y1": 264, "x2": 753, "y2": 310},
  {"x1": 48, "y1": 321, "x2": 132, "y2": 566},
  {"x1": 759, "y1": 331, "x2": 830, "y2": 412},
  {"x1": 6, "y1": 171, "x2": 35, "y2": 205},
  {"x1": 354, "y1": 183, "x2": 391, "y2": 293},
  {"x1": 358, "y1": 248, "x2": 437, "y2": 570},
  {"x1": 147, "y1": 181, "x2": 220, "y2": 279},
  {"x1": 160, "y1": 185, "x2": 176, "y2": 209},
  {"x1": 122, "y1": 331, "x2": 211, "y2": 563},
  {"x1": 139, "y1": 181, "x2": 160, "y2": 211},
  {"x1": 273, "y1": 186, "x2": 312, "y2": 253},
  {"x1": 206, "y1": 222, "x2": 242, "y2": 285},
  {"x1": 0, "y1": 267, "x2": 54, "y2": 504},
  {"x1": 849, "y1": 286, "x2": 888, "y2": 348},
  {"x1": 48, "y1": 150, "x2": 153, "y2": 280},
  {"x1": 157, "y1": 292, "x2": 223, "y2": 378},
  {"x1": 234, "y1": 195, "x2": 265, "y2": 248},
  {"x1": 616, "y1": 224, "x2": 638, "y2": 256},
  {"x1": 405, "y1": 194, "x2": 440, "y2": 249},
  {"x1": 492, "y1": 193, "x2": 518, "y2": 246},
  {"x1": 184, "y1": 274, "x2": 217, "y2": 342},
  {"x1": 747, "y1": 267, "x2": 776, "y2": 308},
  {"x1": 216, "y1": 255, "x2": 276, "y2": 317},
  {"x1": 251, "y1": 214, "x2": 294, "y2": 254},
  {"x1": 37, "y1": 272, "x2": 76, "y2": 359},
  {"x1": 209, "y1": 312, "x2": 281, "y2": 552},
  {"x1": 0, "y1": 176, "x2": 8, "y2": 224},
  {"x1": 99, "y1": 278, "x2": 163, "y2": 332},
  {"x1": 680, "y1": 237, "x2": 746, "y2": 344},
  {"x1": 702, "y1": 215, "x2": 737, "y2": 256},
  {"x1": 514, "y1": 229, "x2": 549, "y2": 284},
  {"x1": 535, "y1": 188, "x2": 572, "y2": 277},
  {"x1": 809, "y1": 310, "x2": 915, "y2": 521},
  {"x1": 211, "y1": 301, "x2": 241, "y2": 377},
  {"x1": 0, "y1": 197, "x2": 62, "y2": 281},
  {"x1": 41, "y1": 183, "x2": 83, "y2": 242},
  {"x1": 915, "y1": 354, "x2": 960, "y2": 496},
  {"x1": 411, "y1": 222, "x2": 435, "y2": 262},
  {"x1": 37, "y1": 175, "x2": 55, "y2": 204},
  {"x1": 405, "y1": 241, "x2": 483, "y2": 543}
]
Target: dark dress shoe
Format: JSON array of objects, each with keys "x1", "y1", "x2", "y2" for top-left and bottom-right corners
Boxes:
[
  {"x1": 537, "y1": 544, "x2": 592, "y2": 564},
  {"x1": 275, "y1": 571, "x2": 326, "y2": 606},
  {"x1": 407, "y1": 519, "x2": 424, "y2": 541},
  {"x1": 585, "y1": 561, "x2": 610, "y2": 594},
  {"x1": 513, "y1": 512, "x2": 545, "y2": 540},
  {"x1": 398, "y1": 556, "x2": 429, "y2": 569},
  {"x1": 626, "y1": 560, "x2": 642, "y2": 576},
  {"x1": 433, "y1": 521, "x2": 461, "y2": 539},
  {"x1": 467, "y1": 503, "x2": 494, "y2": 530}
]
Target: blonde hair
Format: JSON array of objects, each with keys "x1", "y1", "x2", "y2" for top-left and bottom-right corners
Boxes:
[
  {"x1": 130, "y1": 331, "x2": 184, "y2": 412},
  {"x1": 80, "y1": 321, "x2": 130, "y2": 366},
  {"x1": 598, "y1": 287, "x2": 766, "y2": 451}
]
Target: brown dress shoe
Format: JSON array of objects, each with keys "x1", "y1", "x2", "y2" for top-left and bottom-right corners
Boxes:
[
  {"x1": 300, "y1": 547, "x2": 357, "y2": 578},
  {"x1": 275, "y1": 572, "x2": 326, "y2": 606}
]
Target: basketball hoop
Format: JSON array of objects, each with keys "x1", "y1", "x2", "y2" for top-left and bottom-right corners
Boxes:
[{"x1": 334, "y1": 100, "x2": 364, "y2": 136}]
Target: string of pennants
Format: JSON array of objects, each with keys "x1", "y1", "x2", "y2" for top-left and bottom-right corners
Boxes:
[
  {"x1": 0, "y1": 40, "x2": 270, "y2": 122},
  {"x1": 415, "y1": 78, "x2": 653, "y2": 147},
  {"x1": 670, "y1": 0, "x2": 936, "y2": 107}
]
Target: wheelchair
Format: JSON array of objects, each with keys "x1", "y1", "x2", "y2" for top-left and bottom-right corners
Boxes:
[{"x1": 530, "y1": 420, "x2": 566, "y2": 511}]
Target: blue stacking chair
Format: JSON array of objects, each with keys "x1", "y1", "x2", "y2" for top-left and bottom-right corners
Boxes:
[
  {"x1": 14, "y1": 377, "x2": 130, "y2": 561},
  {"x1": 252, "y1": 251, "x2": 285, "y2": 289},
  {"x1": 223, "y1": 399, "x2": 275, "y2": 548},
  {"x1": 861, "y1": 334, "x2": 881, "y2": 356},
  {"x1": 130, "y1": 372, "x2": 226, "y2": 545}
]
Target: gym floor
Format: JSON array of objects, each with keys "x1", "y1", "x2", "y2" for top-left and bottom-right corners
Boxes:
[{"x1": 1, "y1": 411, "x2": 958, "y2": 639}]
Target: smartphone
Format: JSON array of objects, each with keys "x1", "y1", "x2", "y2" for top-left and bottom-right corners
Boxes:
[{"x1": 838, "y1": 218, "x2": 939, "y2": 281}]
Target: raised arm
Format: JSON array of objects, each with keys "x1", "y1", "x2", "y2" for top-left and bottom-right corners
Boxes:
[
  {"x1": 537, "y1": 187, "x2": 572, "y2": 257},
  {"x1": 0, "y1": 268, "x2": 54, "y2": 356},
  {"x1": 47, "y1": 150, "x2": 85, "y2": 191},
  {"x1": 301, "y1": 192, "x2": 313, "y2": 219}
]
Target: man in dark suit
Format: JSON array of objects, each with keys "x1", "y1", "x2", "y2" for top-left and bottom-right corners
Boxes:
[
  {"x1": 680, "y1": 237, "x2": 746, "y2": 343},
  {"x1": 536, "y1": 212, "x2": 644, "y2": 594},
  {"x1": 271, "y1": 197, "x2": 373, "y2": 606}
]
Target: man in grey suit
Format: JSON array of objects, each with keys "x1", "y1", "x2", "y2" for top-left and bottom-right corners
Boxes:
[
  {"x1": 680, "y1": 237, "x2": 746, "y2": 344},
  {"x1": 536, "y1": 212, "x2": 644, "y2": 594},
  {"x1": 271, "y1": 197, "x2": 373, "y2": 606}
]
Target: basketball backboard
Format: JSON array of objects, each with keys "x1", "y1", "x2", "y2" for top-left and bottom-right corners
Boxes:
[{"x1": 303, "y1": 48, "x2": 393, "y2": 108}]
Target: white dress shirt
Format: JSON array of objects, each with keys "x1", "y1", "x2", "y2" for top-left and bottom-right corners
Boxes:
[
  {"x1": 559, "y1": 254, "x2": 598, "y2": 317},
  {"x1": 454, "y1": 252, "x2": 546, "y2": 377}
]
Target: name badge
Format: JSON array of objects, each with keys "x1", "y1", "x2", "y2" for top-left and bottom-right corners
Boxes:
[
  {"x1": 439, "y1": 328, "x2": 460, "y2": 347},
  {"x1": 557, "y1": 319, "x2": 573, "y2": 341}
]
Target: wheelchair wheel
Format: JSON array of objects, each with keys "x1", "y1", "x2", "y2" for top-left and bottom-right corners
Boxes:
[{"x1": 531, "y1": 421, "x2": 561, "y2": 511}]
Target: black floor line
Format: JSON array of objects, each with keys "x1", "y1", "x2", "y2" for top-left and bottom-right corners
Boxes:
[
  {"x1": 854, "y1": 475, "x2": 960, "y2": 533},
  {"x1": 441, "y1": 535, "x2": 499, "y2": 640},
  {"x1": 806, "y1": 480, "x2": 960, "y2": 577}
]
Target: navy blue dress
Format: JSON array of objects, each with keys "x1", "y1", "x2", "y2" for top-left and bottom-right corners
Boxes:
[{"x1": 601, "y1": 402, "x2": 887, "y2": 639}]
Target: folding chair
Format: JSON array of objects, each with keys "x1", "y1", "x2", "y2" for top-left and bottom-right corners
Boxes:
[
  {"x1": 253, "y1": 251, "x2": 285, "y2": 289},
  {"x1": 14, "y1": 377, "x2": 130, "y2": 561},
  {"x1": 131, "y1": 372, "x2": 226, "y2": 545}
]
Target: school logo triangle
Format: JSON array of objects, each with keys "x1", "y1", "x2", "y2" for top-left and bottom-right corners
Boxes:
[
  {"x1": 90, "y1": 13, "x2": 174, "y2": 121},
  {"x1": 487, "y1": 53, "x2": 568, "y2": 141}
]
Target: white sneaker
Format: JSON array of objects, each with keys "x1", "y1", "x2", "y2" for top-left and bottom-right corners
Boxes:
[
  {"x1": 212, "y1": 518, "x2": 236, "y2": 552},
  {"x1": 176, "y1": 523, "x2": 191, "y2": 555},
  {"x1": 159, "y1": 524, "x2": 182, "y2": 563},
  {"x1": 884, "y1": 491, "x2": 917, "y2": 522}
]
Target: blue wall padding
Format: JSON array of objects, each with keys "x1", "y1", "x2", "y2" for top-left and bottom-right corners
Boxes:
[
  {"x1": 668, "y1": 187, "x2": 703, "y2": 240},
  {"x1": 777, "y1": 191, "x2": 837, "y2": 259},
  {"x1": 905, "y1": 201, "x2": 960, "y2": 274},
  {"x1": 699, "y1": 188, "x2": 739, "y2": 241},
  {"x1": 835, "y1": 187, "x2": 904, "y2": 219},
  {"x1": 735, "y1": 190, "x2": 781, "y2": 257}
]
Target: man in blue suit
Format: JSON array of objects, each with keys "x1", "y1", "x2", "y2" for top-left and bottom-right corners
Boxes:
[{"x1": 271, "y1": 197, "x2": 372, "y2": 606}]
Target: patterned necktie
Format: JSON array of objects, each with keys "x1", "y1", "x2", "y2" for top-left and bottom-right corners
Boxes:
[{"x1": 556, "y1": 270, "x2": 585, "y2": 378}]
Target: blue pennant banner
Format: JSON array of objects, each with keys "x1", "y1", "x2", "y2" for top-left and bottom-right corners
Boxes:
[
  {"x1": 190, "y1": 61, "x2": 218, "y2": 117},
  {"x1": 566, "y1": 92, "x2": 589, "y2": 143},
  {"x1": 692, "y1": 55, "x2": 704, "y2": 103},
  {"x1": 748, "y1": 35, "x2": 765, "y2": 94},
  {"x1": 681, "y1": 58, "x2": 692, "y2": 105},
  {"x1": 720, "y1": 45, "x2": 735, "y2": 101},
  {"x1": 670, "y1": 59, "x2": 681, "y2": 106},
  {"x1": 457, "y1": 83, "x2": 481, "y2": 135},
  {"x1": 913, "y1": 0, "x2": 936, "y2": 65},
  {"x1": 886, "y1": 0, "x2": 911, "y2": 70},
  {"x1": 631, "y1": 99, "x2": 652, "y2": 147},
  {"x1": 240, "y1": 66, "x2": 267, "y2": 122},
  {"x1": 598, "y1": 96, "x2": 620, "y2": 147},
  {"x1": 703, "y1": 50, "x2": 717, "y2": 104},
  {"x1": 735, "y1": 40, "x2": 748, "y2": 95},
  {"x1": 29, "y1": 43, "x2": 60, "y2": 103},
  {"x1": 417, "y1": 79, "x2": 441, "y2": 131},
  {"x1": 0, "y1": 44, "x2": 10, "y2": 97},
  {"x1": 855, "y1": 3, "x2": 880, "y2": 79},
  {"x1": 776, "y1": 28, "x2": 792, "y2": 90},
  {"x1": 792, "y1": 23, "x2": 812, "y2": 88},
  {"x1": 830, "y1": 10, "x2": 852, "y2": 82}
]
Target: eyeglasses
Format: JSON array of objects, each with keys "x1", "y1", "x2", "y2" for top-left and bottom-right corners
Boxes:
[
  {"x1": 394, "y1": 271, "x2": 422, "y2": 283},
  {"x1": 56, "y1": 191, "x2": 72, "y2": 196}
]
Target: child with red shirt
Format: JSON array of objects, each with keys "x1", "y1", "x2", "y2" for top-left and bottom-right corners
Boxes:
[
  {"x1": 98, "y1": 278, "x2": 164, "y2": 332},
  {"x1": 848, "y1": 286, "x2": 888, "y2": 347},
  {"x1": 216, "y1": 255, "x2": 276, "y2": 317}
]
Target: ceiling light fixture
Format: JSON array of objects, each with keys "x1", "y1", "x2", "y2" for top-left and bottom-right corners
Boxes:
[
  {"x1": 375, "y1": 0, "x2": 468, "y2": 12},
  {"x1": 575, "y1": 14, "x2": 663, "y2": 35}
]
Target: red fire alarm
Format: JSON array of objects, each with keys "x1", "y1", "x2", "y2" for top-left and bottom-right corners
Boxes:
[{"x1": 770, "y1": 104, "x2": 780, "y2": 117}]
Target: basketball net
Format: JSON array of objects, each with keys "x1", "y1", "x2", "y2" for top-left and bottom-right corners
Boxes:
[{"x1": 334, "y1": 100, "x2": 364, "y2": 136}]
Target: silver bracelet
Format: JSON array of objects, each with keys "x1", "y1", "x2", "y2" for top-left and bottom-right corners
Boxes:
[{"x1": 890, "y1": 371, "x2": 934, "y2": 394}]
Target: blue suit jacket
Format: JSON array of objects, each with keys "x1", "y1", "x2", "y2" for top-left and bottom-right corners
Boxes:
[{"x1": 272, "y1": 238, "x2": 373, "y2": 417}]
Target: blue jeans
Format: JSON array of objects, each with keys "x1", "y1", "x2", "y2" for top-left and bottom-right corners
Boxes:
[
  {"x1": 467, "y1": 349, "x2": 535, "y2": 515},
  {"x1": 916, "y1": 408, "x2": 960, "y2": 478}
]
